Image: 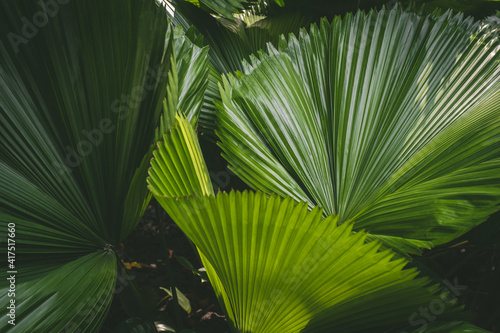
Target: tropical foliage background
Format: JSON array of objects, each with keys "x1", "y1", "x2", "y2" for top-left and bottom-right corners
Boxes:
[{"x1": 0, "y1": 0, "x2": 499, "y2": 332}]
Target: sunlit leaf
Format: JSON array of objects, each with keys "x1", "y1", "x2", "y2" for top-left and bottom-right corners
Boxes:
[{"x1": 217, "y1": 6, "x2": 500, "y2": 251}]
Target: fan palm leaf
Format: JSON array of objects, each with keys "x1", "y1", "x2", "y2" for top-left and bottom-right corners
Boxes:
[
  {"x1": 147, "y1": 114, "x2": 475, "y2": 333},
  {"x1": 0, "y1": 0, "x2": 209, "y2": 331},
  {"x1": 216, "y1": 6, "x2": 500, "y2": 253}
]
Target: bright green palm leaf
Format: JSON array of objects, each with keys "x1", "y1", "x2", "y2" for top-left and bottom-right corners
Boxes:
[
  {"x1": 169, "y1": 192, "x2": 468, "y2": 333},
  {"x1": 147, "y1": 115, "x2": 465, "y2": 333},
  {"x1": 0, "y1": 0, "x2": 174, "y2": 331},
  {"x1": 148, "y1": 113, "x2": 213, "y2": 198},
  {"x1": 216, "y1": 7, "x2": 500, "y2": 251}
]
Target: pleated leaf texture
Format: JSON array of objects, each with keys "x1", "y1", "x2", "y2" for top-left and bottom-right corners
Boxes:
[
  {"x1": 148, "y1": 115, "x2": 468, "y2": 333},
  {"x1": 0, "y1": 0, "x2": 206, "y2": 331},
  {"x1": 216, "y1": 6, "x2": 500, "y2": 254}
]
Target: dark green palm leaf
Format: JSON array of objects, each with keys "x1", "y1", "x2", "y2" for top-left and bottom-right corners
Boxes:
[{"x1": 0, "y1": 0, "x2": 176, "y2": 331}]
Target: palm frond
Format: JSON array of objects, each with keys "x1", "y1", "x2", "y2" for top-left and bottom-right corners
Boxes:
[
  {"x1": 148, "y1": 114, "x2": 465, "y2": 333},
  {"x1": 0, "y1": 0, "x2": 173, "y2": 330},
  {"x1": 0, "y1": 252, "x2": 117, "y2": 332},
  {"x1": 217, "y1": 6, "x2": 500, "y2": 251}
]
